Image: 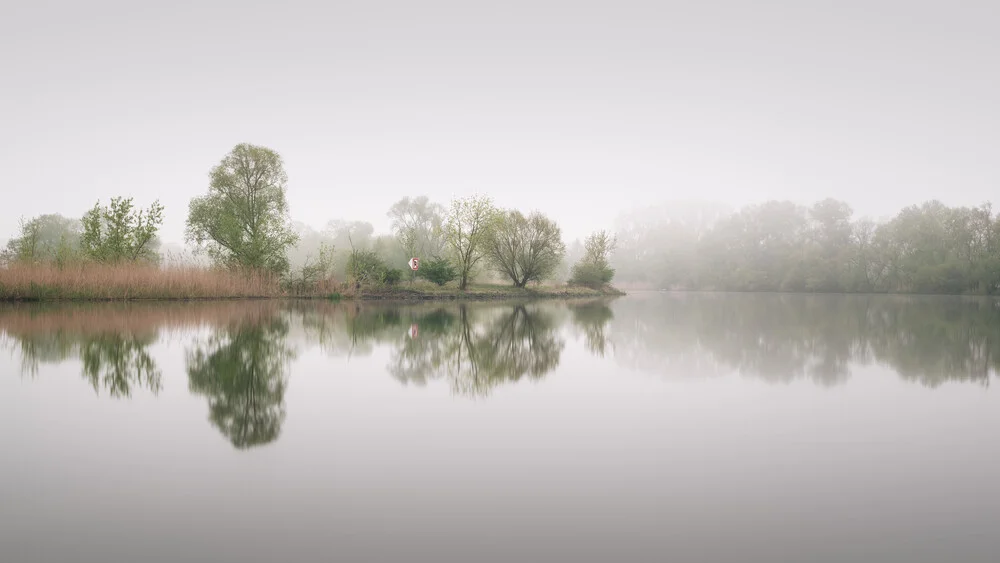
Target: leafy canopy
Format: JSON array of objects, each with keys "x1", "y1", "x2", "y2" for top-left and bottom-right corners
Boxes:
[
  {"x1": 186, "y1": 143, "x2": 299, "y2": 274},
  {"x1": 441, "y1": 194, "x2": 499, "y2": 290},
  {"x1": 486, "y1": 210, "x2": 566, "y2": 287},
  {"x1": 80, "y1": 197, "x2": 164, "y2": 264}
]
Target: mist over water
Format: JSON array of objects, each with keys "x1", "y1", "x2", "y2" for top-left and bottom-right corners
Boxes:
[{"x1": 1, "y1": 293, "x2": 999, "y2": 562}]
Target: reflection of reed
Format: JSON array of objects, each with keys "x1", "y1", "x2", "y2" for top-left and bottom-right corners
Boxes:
[{"x1": 0, "y1": 300, "x2": 283, "y2": 338}]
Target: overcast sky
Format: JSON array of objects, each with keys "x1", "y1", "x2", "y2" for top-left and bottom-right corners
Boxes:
[{"x1": 2, "y1": 0, "x2": 998, "y2": 245}]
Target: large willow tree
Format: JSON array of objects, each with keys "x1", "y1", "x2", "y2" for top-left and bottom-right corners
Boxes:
[{"x1": 185, "y1": 143, "x2": 299, "y2": 274}]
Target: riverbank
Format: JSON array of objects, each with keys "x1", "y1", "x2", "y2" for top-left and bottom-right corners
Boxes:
[
  {"x1": 0, "y1": 263, "x2": 624, "y2": 302},
  {"x1": 324, "y1": 283, "x2": 625, "y2": 302}
]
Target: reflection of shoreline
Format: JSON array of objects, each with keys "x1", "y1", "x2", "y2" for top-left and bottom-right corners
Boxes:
[
  {"x1": 4, "y1": 292, "x2": 998, "y2": 406},
  {"x1": 608, "y1": 293, "x2": 1000, "y2": 388},
  {"x1": 292, "y1": 300, "x2": 569, "y2": 398},
  {"x1": 0, "y1": 300, "x2": 283, "y2": 337},
  {"x1": 3, "y1": 295, "x2": 998, "y2": 452}
]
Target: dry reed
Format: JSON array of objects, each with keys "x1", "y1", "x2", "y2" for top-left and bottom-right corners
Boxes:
[{"x1": 0, "y1": 263, "x2": 283, "y2": 301}]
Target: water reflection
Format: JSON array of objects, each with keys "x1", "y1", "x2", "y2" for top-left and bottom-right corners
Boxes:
[
  {"x1": 567, "y1": 299, "x2": 615, "y2": 357},
  {"x1": 3, "y1": 294, "x2": 999, "y2": 452},
  {"x1": 81, "y1": 333, "x2": 162, "y2": 398},
  {"x1": 187, "y1": 313, "x2": 295, "y2": 449},
  {"x1": 0, "y1": 304, "x2": 163, "y2": 398},
  {"x1": 293, "y1": 301, "x2": 566, "y2": 397},
  {"x1": 608, "y1": 293, "x2": 1000, "y2": 387}
]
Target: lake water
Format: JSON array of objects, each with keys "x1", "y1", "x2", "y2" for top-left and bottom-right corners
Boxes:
[{"x1": 1, "y1": 293, "x2": 999, "y2": 562}]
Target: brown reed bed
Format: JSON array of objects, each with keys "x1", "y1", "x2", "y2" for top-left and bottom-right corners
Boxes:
[{"x1": 0, "y1": 263, "x2": 284, "y2": 301}]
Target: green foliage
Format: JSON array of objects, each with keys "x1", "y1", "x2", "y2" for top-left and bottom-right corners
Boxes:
[
  {"x1": 570, "y1": 230, "x2": 616, "y2": 288},
  {"x1": 418, "y1": 256, "x2": 459, "y2": 286},
  {"x1": 570, "y1": 261, "x2": 615, "y2": 288},
  {"x1": 382, "y1": 268, "x2": 403, "y2": 286},
  {"x1": 80, "y1": 197, "x2": 164, "y2": 264},
  {"x1": 185, "y1": 143, "x2": 299, "y2": 275},
  {"x1": 346, "y1": 248, "x2": 387, "y2": 285},
  {"x1": 346, "y1": 248, "x2": 403, "y2": 287},
  {"x1": 441, "y1": 194, "x2": 499, "y2": 290},
  {"x1": 2, "y1": 214, "x2": 83, "y2": 266},
  {"x1": 486, "y1": 209, "x2": 566, "y2": 287}
]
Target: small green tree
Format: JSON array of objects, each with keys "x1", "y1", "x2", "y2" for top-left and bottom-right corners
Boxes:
[
  {"x1": 418, "y1": 256, "x2": 459, "y2": 286},
  {"x1": 570, "y1": 230, "x2": 617, "y2": 288},
  {"x1": 441, "y1": 194, "x2": 498, "y2": 290},
  {"x1": 80, "y1": 197, "x2": 164, "y2": 263}
]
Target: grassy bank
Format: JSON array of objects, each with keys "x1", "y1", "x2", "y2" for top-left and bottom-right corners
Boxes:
[
  {"x1": 0, "y1": 263, "x2": 624, "y2": 302},
  {"x1": 333, "y1": 282, "x2": 625, "y2": 302}
]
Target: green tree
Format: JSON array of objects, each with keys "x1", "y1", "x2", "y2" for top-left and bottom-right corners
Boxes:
[
  {"x1": 185, "y1": 143, "x2": 299, "y2": 275},
  {"x1": 80, "y1": 197, "x2": 164, "y2": 264},
  {"x1": 570, "y1": 230, "x2": 617, "y2": 288},
  {"x1": 441, "y1": 195, "x2": 499, "y2": 290},
  {"x1": 486, "y1": 210, "x2": 566, "y2": 287}
]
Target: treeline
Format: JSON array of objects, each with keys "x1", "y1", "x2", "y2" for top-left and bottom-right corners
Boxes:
[
  {"x1": 2, "y1": 143, "x2": 616, "y2": 295},
  {"x1": 613, "y1": 199, "x2": 1000, "y2": 294}
]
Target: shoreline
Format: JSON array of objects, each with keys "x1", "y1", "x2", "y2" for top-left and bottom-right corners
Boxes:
[{"x1": 0, "y1": 285, "x2": 627, "y2": 303}]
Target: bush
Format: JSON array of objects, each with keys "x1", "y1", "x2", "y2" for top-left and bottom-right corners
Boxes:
[
  {"x1": 569, "y1": 261, "x2": 614, "y2": 288},
  {"x1": 346, "y1": 249, "x2": 387, "y2": 285},
  {"x1": 569, "y1": 230, "x2": 616, "y2": 289},
  {"x1": 382, "y1": 268, "x2": 403, "y2": 286},
  {"x1": 418, "y1": 257, "x2": 459, "y2": 286}
]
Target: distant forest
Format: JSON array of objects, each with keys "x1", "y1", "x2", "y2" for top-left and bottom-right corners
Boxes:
[{"x1": 610, "y1": 199, "x2": 1000, "y2": 295}]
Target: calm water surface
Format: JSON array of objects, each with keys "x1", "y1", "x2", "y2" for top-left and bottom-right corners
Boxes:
[{"x1": 1, "y1": 293, "x2": 999, "y2": 562}]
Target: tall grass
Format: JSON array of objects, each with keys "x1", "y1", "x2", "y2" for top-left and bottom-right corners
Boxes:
[{"x1": 0, "y1": 263, "x2": 283, "y2": 300}]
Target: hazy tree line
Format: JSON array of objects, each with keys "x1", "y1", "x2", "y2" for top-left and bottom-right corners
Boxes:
[
  {"x1": 2, "y1": 143, "x2": 615, "y2": 292},
  {"x1": 613, "y1": 199, "x2": 1000, "y2": 294}
]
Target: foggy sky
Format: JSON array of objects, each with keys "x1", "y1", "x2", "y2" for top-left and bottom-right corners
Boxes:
[{"x1": 2, "y1": 0, "x2": 998, "y2": 246}]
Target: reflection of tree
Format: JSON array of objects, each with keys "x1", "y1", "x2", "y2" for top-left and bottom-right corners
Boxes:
[
  {"x1": 609, "y1": 293, "x2": 1000, "y2": 388},
  {"x1": 187, "y1": 316, "x2": 295, "y2": 449},
  {"x1": 290, "y1": 302, "x2": 403, "y2": 358},
  {"x1": 81, "y1": 334, "x2": 161, "y2": 397},
  {"x1": 568, "y1": 299, "x2": 614, "y2": 356},
  {"x1": 0, "y1": 301, "x2": 281, "y2": 399},
  {"x1": 293, "y1": 301, "x2": 566, "y2": 398},
  {"x1": 390, "y1": 303, "x2": 565, "y2": 398},
  {"x1": 4, "y1": 329, "x2": 161, "y2": 397}
]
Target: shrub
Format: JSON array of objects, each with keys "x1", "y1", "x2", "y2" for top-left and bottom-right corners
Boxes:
[
  {"x1": 569, "y1": 261, "x2": 614, "y2": 288},
  {"x1": 382, "y1": 268, "x2": 403, "y2": 286},
  {"x1": 346, "y1": 249, "x2": 387, "y2": 285},
  {"x1": 418, "y1": 257, "x2": 459, "y2": 286},
  {"x1": 569, "y1": 230, "x2": 616, "y2": 289}
]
